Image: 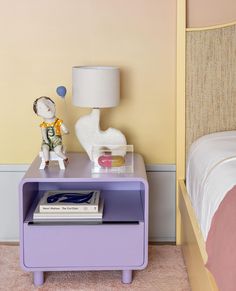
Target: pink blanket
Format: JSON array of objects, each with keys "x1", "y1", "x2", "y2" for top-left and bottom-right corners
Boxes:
[{"x1": 206, "y1": 185, "x2": 236, "y2": 291}]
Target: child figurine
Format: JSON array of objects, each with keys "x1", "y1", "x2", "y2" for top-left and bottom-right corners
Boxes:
[{"x1": 33, "y1": 96, "x2": 69, "y2": 167}]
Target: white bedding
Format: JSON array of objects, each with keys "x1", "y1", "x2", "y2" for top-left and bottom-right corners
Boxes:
[{"x1": 186, "y1": 131, "x2": 236, "y2": 240}]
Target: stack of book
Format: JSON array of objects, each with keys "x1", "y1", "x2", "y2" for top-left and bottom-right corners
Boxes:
[{"x1": 33, "y1": 190, "x2": 104, "y2": 223}]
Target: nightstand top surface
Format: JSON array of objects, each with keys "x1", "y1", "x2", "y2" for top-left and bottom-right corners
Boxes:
[{"x1": 22, "y1": 152, "x2": 147, "y2": 182}]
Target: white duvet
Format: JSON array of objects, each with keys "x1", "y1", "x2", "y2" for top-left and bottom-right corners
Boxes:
[{"x1": 186, "y1": 131, "x2": 236, "y2": 240}]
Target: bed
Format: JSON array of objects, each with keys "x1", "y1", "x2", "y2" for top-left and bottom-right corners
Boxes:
[
  {"x1": 176, "y1": 1, "x2": 236, "y2": 290},
  {"x1": 186, "y1": 131, "x2": 236, "y2": 291}
]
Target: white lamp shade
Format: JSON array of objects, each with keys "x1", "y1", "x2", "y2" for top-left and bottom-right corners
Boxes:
[{"x1": 72, "y1": 66, "x2": 120, "y2": 108}]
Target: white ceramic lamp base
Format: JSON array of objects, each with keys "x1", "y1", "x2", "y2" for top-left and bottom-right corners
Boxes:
[{"x1": 75, "y1": 108, "x2": 127, "y2": 161}]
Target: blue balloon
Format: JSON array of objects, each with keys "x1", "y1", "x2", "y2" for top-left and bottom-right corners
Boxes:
[{"x1": 56, "y1": 86, "x2": 67, "y2": 98}]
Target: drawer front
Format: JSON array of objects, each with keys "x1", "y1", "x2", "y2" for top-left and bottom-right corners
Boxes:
[{"x1": 23, "y1": 223, "x2": 144, "y2": 268}]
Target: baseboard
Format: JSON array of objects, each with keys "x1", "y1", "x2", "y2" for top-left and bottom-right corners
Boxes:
[
  {"x1": 149, "y1": 241, "x2": 176, "y2": 245},
  {"x1": 149, "y1": 236, "x2": 176, "y2": 243},
  {"x1": 0, "y1": 241, "x2": 19, "y2": 246}
]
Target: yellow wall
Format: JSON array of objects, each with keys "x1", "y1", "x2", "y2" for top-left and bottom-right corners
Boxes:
[{"x1": 0, "y1": 0, "x2": 176, "y2": 164}]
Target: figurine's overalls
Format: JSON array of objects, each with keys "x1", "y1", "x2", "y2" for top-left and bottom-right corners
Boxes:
[{"x1": 40, "y1": 118, "x2": 63, "y2": 150}]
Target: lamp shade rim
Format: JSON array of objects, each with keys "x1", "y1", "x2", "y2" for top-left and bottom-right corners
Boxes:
[
  {"x1": 71, "y1": 100, "x2": 118, "y2": 108},
  {"x1": 73, "y1": 66, "x2": 119, "y2": 70}
]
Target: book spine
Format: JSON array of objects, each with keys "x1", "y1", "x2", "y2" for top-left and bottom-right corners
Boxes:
[{"x1": 39, "y1": 205, "x2": 98, "y2": 213}]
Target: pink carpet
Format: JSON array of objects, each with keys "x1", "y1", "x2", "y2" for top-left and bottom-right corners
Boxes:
[{"x1": 0, "y1": 245, "x2": 190, "y2": 291}]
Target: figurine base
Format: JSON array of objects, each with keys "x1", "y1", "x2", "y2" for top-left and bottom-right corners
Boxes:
[{"x1": 39, "y1": 151, "x2": 66, "y2": 170}]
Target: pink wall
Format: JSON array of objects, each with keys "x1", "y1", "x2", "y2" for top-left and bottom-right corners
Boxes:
[{"x1": 187, "y1": 0, "x2": 236, "y2": 28}]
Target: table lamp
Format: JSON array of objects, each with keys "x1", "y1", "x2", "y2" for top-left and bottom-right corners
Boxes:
[{"x1": 72, "y1": 66, "x2": 127, "y2": 161}]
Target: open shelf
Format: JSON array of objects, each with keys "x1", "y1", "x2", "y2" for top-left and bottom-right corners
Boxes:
[
  {"x1": 102, "y1": 190, "x2": 143, "y2": 222},
  {"x1": 24, "y1": 190, "x2": 144, "y2": 224}
]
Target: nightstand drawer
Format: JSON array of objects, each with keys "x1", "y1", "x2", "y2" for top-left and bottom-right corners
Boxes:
[{"x1": 23, "y1": 222, "x2": 144, "y2": 269}]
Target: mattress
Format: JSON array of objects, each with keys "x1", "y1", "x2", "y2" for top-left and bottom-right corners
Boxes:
[
  {"x1": 186, "y1": 131, "x2": 236, "y2": 291},
  {"x1": 186, "y1": 130, "x2": 236, "y2": 240}
]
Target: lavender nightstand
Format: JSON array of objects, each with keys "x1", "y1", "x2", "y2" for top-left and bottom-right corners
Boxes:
[{"x1": 19, "y1": 153, "x2": 149, "y2": 286}]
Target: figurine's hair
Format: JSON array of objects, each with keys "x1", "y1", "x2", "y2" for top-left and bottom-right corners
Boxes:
[{"x1": 33, "y1": 96, "x2": 55, "y2": 114}]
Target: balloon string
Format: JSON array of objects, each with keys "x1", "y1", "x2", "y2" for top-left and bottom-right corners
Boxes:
[
  {"x1": 60, "y1": 99, "x2": 69, "y2": 153},
  {"x1": 62, "y1": 99, "x2": 70, "y2": 136},
  {"x1": 56, "y1": 86, "x2": 69, "y2": 135}
]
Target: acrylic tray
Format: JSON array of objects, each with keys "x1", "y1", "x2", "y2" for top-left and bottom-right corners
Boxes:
[{"x1": 91, "y1": 145, "x2": 134, "y2": 174}]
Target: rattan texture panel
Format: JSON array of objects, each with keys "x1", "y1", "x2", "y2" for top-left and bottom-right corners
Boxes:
[{"x1": 186, "y1": 24, "x2": 236, "y2": 155}]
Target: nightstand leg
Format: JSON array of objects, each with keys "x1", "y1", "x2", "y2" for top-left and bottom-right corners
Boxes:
[
  {"x1": 33, "y1": 271, "x2": 44, "y2": 286},
  {"x1": 122, "y1": 270, "x2": 132, "y2": 284}
]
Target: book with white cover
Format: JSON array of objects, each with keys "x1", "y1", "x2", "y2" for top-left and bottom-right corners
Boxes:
[
  {"x1": 38, "y1": 190, "x2": 100, "y2": 213},
  {"x1": 33, "y1": 199, "x2": 104, "y2": 221}
]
